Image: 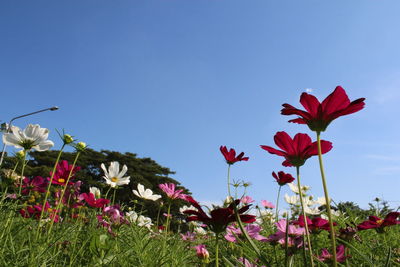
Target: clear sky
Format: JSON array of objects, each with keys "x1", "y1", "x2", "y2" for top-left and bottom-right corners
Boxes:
[{"x1": 1, "y1": 1, "x2": 399, "y2": 210}]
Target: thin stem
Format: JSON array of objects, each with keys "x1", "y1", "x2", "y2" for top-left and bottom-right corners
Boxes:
[
  {"x1": 227, "y1": 164, "x2": 231, "y2": 197},
  {"x1": 17, "y1": 150, "x2": 28, "y2": 195},
  {"x1": 215, "y1": 234, "x2": 219, "y2": 267},
  {"x1": 275, "y1": 186, "x2": 282, "y2": 222},
  {"x1": 316, "y1": 132, "x2": 337, "y2": 267},
  {"x1": 296, "y1": 166, "x2": 314, "y2": 267},
  {"x1": 36, "y1": 144, "x2": 65, "y2": 237},
  {"x1": 112, "y1": 188, "x2": 117, "y2": 205},
  {"x1": 165, "y1": 201, "x2": 171, "y2": 233}
]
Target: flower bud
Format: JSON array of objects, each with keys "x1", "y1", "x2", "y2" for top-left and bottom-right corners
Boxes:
[
  {"x1": 63, "y1": 134, "x2": 74, "y2": 144},
  {"x1": 15, "y1": 150, "x2": 26, "y2": 160},
  {"x1": 75, "y1": 142, "x2": 87, "y2": 151}
]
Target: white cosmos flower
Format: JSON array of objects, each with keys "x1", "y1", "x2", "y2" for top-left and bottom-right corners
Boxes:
[
  {"x1": 132, "y1": 183, "x2": 161, "y2": 201},
  {"x1": 284, "y1": 194, "x2": 299, "y2": 205},
  {"x1": 313, "y1": 197, "x2": 327, "y2": 206},
  {"x1": 100, "y1": 161, "x2": 130, "y2": 188},
  {"x1": 3, "y1": 124, "x2": 54, "y2": 151},
  {"x1": 89, "y1": 187, "x2": 101, "y2": 199},
  {"x1": 288, "y1": 182, "x2": 310, "y2": 195},
  {"x1": 126, "y1": 211, "x2": 153, "y2": 229}
]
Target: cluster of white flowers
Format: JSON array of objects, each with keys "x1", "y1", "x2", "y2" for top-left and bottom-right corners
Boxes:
[
  {"x1": 284, "y1": 183, "x2": 327, "y2": 215},
  {"x1": 126, "y1": 211, "x2": 153, "y2": 229}
]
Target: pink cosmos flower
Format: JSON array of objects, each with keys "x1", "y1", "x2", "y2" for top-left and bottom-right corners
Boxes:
[
  {"x1": 237, "y1": 257, "x2": 266, "y2": 267},
  {"x1": 158, "y1": 183, "x2": 187, "y2": 200},
  {"x1": 181, "y1": 231, "x2": 196, "y2": 241},
  {"x1": 317, "y1": 244, "x2": 348, "y2": 263},
  {"x1": 194, "y1": 244, "x2": 209, "y2": 259},
  {"x1": 225, "y1": 224, "x2": 267, "y2": 243},
  {"x1": 261, "y1": 200, "x2": 275, "y2": 209},
  {"x1": 267, "y1": 219, "x2": 305, "y2": 243},
  {"x1": 241, "y1": 196, "x2": 255, "y2": 204}
]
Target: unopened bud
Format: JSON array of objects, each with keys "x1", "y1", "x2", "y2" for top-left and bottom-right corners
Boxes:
[
  {"x1": 63, "y1": 134, "x2": 74, "y2": 144},
  {"x1": 76, "y1": 142, "x2": 86, "y2": 151}
]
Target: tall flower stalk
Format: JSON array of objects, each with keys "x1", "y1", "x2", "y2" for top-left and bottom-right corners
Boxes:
[
  {"x1": 17, "y1": 150, "x2": 28, "y2": 195},
  {"x1": 296, "y1": 166, "x2": 314, "y2": 267},
  {"x1": 316, "y1": 132, "x2": 337, "y2": 267},
  {"x1": 275, "y1": 186, "x2": 282, "y2": 222}
]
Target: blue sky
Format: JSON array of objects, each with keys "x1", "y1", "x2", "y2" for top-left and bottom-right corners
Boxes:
[{"x1": 1, "y1": 1, "x2": 399, "y2": 210}]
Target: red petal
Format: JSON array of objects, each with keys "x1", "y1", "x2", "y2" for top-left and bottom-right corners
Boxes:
[
  {"x1": 293, "y1": 133, "x2": 312, "y2": 155},
  {"x1": 260, "y1": 145, "x2": 286, "y2": 157},
  {"x1": 307, "y1": 140, "x2": 333, "y2": 156},
  {"x1": 300, "y1": 92, "x2": 320, "y2": 117},
  {"x1": 281, "y1": 104, "x2": 312, "y2": 120},
  {"x1": 288, "y1": 118, "x2": 307, "y2": 124},
  {"x1": 321, "y1": 86, "x2": 351, "y2": 116},
  {"x1": 274, "y1": 131, "x2": 295, "y2": 155}
]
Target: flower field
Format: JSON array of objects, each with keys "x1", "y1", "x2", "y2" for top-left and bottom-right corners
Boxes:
[{"x1": 0, "y1": 87, "x2": 399, "y2": 267}]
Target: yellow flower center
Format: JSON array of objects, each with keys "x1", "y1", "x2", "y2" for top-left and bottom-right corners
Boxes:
[
  {"x1": 377, "y1": 219, "x2": 384, "y2": 226},
  {"x1": 111, "y1": 177, "x2": 119, "y2": 182},
  {"x1": 58, "y1": 178, "x2": 65, "y2": 183}
]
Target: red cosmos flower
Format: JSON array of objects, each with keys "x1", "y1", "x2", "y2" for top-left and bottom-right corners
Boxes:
[
  {"x1": 295, "y1": 215, "x2": 336, "y2": 233},
  {"x1": 50, "y1": 160, "x2": 81, "y2": 186},
  {"x1": 260, "y1": 131, "x2": 332, "y2": 167},
  {"x1": 272, "y1": 171, "x2": 295, "y2": 186},
  {"x1": 183, "y1": 196, "x2": 256, "y2": 234},
  {"x1": 21, "y1": 176, "x2": 48, "y2": 195},
  {"x1": 357, "y1": 212, "x2": 400, "y2": 233},
  {"x1": 281, "y1": 86, "x2": 365, "y2": 132},
  {"x1": 220, "y1": 146, "x2": 249, "y2": 165},
  {"x1": 80, "y1": 192, "x2": 110, "y2": 208}
]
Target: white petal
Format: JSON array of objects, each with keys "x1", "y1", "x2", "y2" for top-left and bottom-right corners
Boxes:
[
  {"x1": 132, "y1": 189, "x2": 140, "y2": 198},
  {"x1": 101, "y1": 163, "x2": 109, "y2": 177},
  {"x1": 34, "y1": 140, "x2": 54, "y2": 151}
]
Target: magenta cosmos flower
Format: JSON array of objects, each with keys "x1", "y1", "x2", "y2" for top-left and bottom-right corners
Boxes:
[
  {"x1": 158, "y1": 183, "x2": 187, "y2": 200},
  {"x1": 281, "y1": 86, "x2": 365, "y2": 132},
  {"x1": 294, "y1": 215, "x2": 336, "y2": 233},
  {"x1": 261, "y1": 131, "x2": 332, "y2": 167},
  {"x1": 225, "y1": 224, "x2": 267, "y2": 242},
  {"x1": 80, "y1": 192, "x2": 110, "y2": 208},
  {"x1": 184, "y1": 196, "x2": 256, "y2": 234},
  {"x1": 272, "y1": 171, "x2": 295, "y2": 185},
  {"x1": 21, "y1": 176, "x2": 48, "y2": 195},
  {"x1": 357, "y1": 212, "x2": 400, "y2": 233},
  {"x1": 220, "y1": 146, "x2": 249, "y2": 165},
  {"x1": 50, "y1": 160, "x2": 81, "y2": 185}
]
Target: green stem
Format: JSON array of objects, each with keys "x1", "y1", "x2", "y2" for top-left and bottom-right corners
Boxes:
[
  {"x1": 17, "y1": 150, "x2": 28, "y2": 195},
  {"x1": 215, "y1": 234, "x2": 219, "y2": 267},
  {"x1": 48, "y1": 151, "x2": 81, "y2": 235},
  {"x1": 316, "y1": 132, "x2": 337, "y2": 267},
  {"x1": 112, "y1": 188, "x2": 117, "y2": 205},
  {"x1": 165, "y1": 202, "x2": 171, "y2": 233},
  {"x1": 296, "y1": 166, "x2": 314, "y2": 267},
  {"x1": 275, "y1": 186, "x2": 282, "y2": 222},
  {"x1": 36, "y1": 144, "x2": 65, "y2": 238},
  {"x1": 227, "y1": 164, "x2": 231, "y2": 197}
]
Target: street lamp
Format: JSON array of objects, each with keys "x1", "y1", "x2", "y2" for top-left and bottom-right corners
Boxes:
[{"x1": 0, "y1": 106, "x2": 59, "y2": 167}]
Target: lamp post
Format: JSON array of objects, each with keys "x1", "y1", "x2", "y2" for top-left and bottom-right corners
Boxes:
[{"x1": 0, "y1": 106, "x2": 59, "y2": 167}]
